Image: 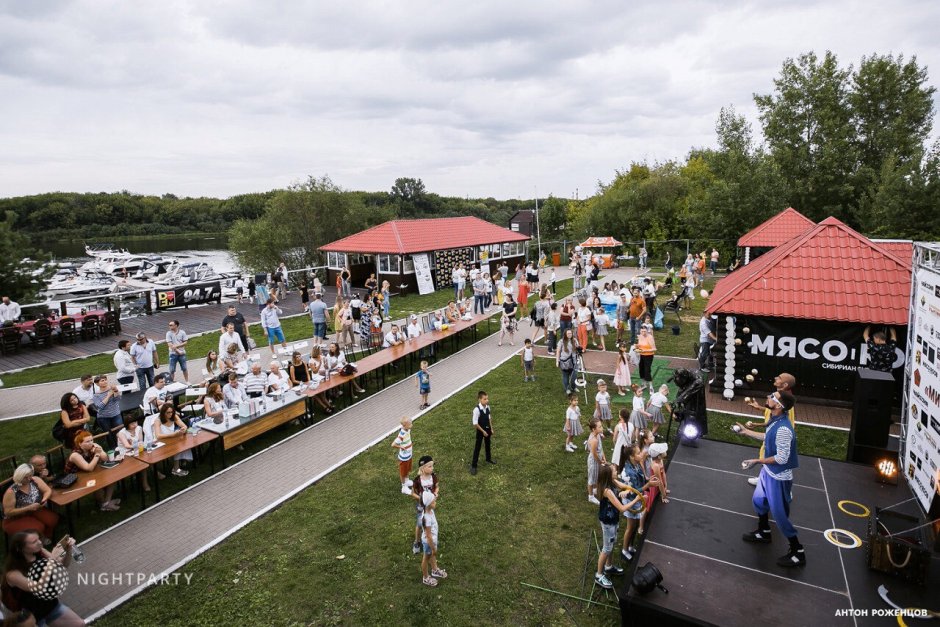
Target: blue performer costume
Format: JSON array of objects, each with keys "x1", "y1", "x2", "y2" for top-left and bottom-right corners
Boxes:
[{"x1": 741, "y1": 391, "x2": 805, "y2": 567}]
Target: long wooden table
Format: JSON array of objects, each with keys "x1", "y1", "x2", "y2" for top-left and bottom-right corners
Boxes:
[
  {"x1": 196, "y1": 393, "x2": 309, "y2": 455},
  {"x1": 50, "y1": 456, "x2": 149, "y2": 537},
  {"x1": 135, "y1": 430, "x2": 219, "y2": 501}
]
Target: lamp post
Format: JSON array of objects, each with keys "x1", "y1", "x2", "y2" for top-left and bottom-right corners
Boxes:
[{"x1": 534, "y1": 188, "x2": 542, "y2": 267}]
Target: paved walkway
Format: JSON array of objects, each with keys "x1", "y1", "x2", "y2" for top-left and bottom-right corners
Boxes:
[{"x1": 63, "y1": 264, "x2": 626, "y2": 621}]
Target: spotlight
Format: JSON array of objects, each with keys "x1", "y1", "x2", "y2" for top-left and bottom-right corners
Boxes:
[
  {"x1": 876, "y1": 458, "x2": 898, "y2": 485},
  {"x1": 632, "y1": 562, "x2": 668, "y2": 595},
  {"x1": 679, "y1": 420, "x2": 702, "y2": 447}
]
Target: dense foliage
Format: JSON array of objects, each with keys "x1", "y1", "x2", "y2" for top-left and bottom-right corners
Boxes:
[{"x1": 1, "y1": 50, "x2": 936, "y2": 277}]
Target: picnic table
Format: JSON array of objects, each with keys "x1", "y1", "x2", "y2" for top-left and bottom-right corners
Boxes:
[
  {"x1": 50, "y1": 456, "x2": 149, "y2": 538},
  {"x1": 135, "y1": 430, "x2": 219, "y2": 501},
  {"x1": 14, "y1": 309, "x2": 108, "y2": 332}
]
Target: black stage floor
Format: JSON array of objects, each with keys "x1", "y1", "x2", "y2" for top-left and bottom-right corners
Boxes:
[{"x1": 620, "y1": 438, "x2": 938, "y2": 627}]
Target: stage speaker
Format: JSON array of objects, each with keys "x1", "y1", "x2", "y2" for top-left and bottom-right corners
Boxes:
[{"x1": 847, "y1": 368, "x2": 894, "y2": 463}]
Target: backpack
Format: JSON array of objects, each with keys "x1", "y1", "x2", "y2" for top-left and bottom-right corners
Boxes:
[{"x1": 52, "y1": 418, "x2": 66, "y2": 443}]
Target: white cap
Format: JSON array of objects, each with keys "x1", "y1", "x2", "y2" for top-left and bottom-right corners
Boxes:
[{"x1": 649, "y1": 443, "x2": 668, "y2": 458}]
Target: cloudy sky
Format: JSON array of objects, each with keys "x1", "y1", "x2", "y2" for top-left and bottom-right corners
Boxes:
[{"x1": 1, "y1": 0, "x2": 938, "y2": 200}]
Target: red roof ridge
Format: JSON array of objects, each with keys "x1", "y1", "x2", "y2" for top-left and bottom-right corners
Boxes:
[
  {"x1": 737, "y1": 207, "x2": 816, "y2": 247},
  {"x1": 320, "y1": 216, "x2": 528, "y2": 255},
  {"x1": 708, "y1": 216, "x2": 911, "y2": 324}
]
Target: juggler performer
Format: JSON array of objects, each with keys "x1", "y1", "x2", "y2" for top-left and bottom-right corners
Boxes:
[{"x1": 735, "y1": 391, "x2": 805, "y2": 567}]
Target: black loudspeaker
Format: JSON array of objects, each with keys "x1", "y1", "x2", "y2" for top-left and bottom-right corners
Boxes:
[{"x1": 847, "y1": 368, "x2": 894, "y2": 463}]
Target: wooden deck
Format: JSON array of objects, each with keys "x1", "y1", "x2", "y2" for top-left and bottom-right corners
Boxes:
[{"x1": 0, "y1": 289, "x2": 334, "y2": 373}]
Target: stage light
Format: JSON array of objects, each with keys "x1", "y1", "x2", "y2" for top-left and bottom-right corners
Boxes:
[
  {"x1": 632, "y1": 562, "x2": 668, "y2": 595},
  {"x1": 679, "y1": 420, "x2": 702, "y2": 447},
  {"x1": 876, "y1": 458, "x2": 898, "y2": 485}
]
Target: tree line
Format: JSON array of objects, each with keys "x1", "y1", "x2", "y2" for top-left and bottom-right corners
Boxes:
[{"x1": 1, "y1": 50, "x2": 936, "y2": 299}]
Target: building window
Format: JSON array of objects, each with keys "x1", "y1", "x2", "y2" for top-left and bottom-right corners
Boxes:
[
  {"x1": 327, "y1": 252, "x2": 347, "y2": 269},
  {"x1": 403, "y1": 256, "x2": 415, "y2": 274},
  {"x1": 502, "y1": 241, "x2": 524, "y2": 257},
  {"x1": 511, "y1": 223, "x2": 520, "y2": 231},
  {"x1": 489, "y1": 244, "x2": 501, "y2": 259},
  {"x1": 378, "y1": 254, "x2": 400, "y2": 274}
]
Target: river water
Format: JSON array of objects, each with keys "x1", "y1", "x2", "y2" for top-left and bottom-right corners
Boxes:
[{"x1": 37, "y1": 235, "x2": 241, "y2": 274}]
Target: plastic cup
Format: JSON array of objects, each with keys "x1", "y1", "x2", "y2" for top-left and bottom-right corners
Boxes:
[{"x1": 107, "y1": 450, "x2": 115, "y2": 461}]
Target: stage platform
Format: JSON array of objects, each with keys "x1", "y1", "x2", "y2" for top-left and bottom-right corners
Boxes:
[{"x1": 620, "y1": 438, "x2": 938, "y2": 627}]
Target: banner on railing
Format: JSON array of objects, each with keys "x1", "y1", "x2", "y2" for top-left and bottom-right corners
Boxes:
[{"x1": 154, "y1": 281, "x2": 222, "y2": 310}]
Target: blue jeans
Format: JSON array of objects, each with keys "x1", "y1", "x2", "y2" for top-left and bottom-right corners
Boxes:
[
  {"x1": 168, "y1": 353, "x2": 187, "y2": 379},
  {"x1": 136, "y1": 366, "x2": 155, "y2": 389},
  {"x1": 474, "y1": 295, "x2": 485, "y2": 314},
  {"x1": 313, "y1": 322, "x2": 326, "y2": 339},
  {"x1": 383, "y1": 297, "x2": 390, "y2": 318},
  {"x1": 561, "y1": 368, "x2": 575, "y2": 394},
  {"x1": 629, "y1": 318, "x2": 641, "y2": 345}
]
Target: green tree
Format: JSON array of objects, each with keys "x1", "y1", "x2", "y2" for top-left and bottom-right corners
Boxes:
[
  {"x1": 0, "y1": 211, "x2": 53, "y2": 302},
  {"x1": 537, "y1": 195, "x2": 568, "y2": 241},
  {"x1": 228, "y1": 176, "x2": 394, "y2": 273},
  {"x1": 755, "y1": 51, "x2": 858, "y2": 224}
]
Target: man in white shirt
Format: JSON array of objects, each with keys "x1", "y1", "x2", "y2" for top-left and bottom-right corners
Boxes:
[
  {"x1": 698, "y1": 313, "x2": 717, "y2": 372},
  {"x1": 72, "y1": 374, "x2": 95, "y2": 407},
  {"x1": 406, "y1": 315, "x2": 422, "y2": 339},
  {"x1": 243, "y1": 363, "x2": 268, "y2": 398},
  {"x1": 130, "y1": 332, "x2": 159, "y2": 389},
  {"x1": 267, "y1": 362, "x2": 289, "y2": 394},
  {"x1": 383, "y1": 324, "x2": 405, "y2": 349},
  {"x1": 113, "y1": 340, "x2": 136, "y2": 385},
  {"x1": 142, "y1": 374, "x2": 169, "y2": 415},
  {"x1": 261, "y1": 298, "x2": 287, "y2": 356},
  {"x1": 222, "y1": 373, "x2": 248, "y2": 408},
  {"x1": 0, "y1": 296, "x2": 21, "y2": 322},
  {"x1": 219, "y1": 323, "x2": 246, "y2": 359}
]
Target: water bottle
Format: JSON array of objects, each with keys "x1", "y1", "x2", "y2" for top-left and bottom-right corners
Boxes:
[{"x1": 71, "y1": 545, "x2": 86, "y2": 563}]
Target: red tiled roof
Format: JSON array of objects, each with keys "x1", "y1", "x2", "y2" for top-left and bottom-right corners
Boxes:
[
  {"x1": 871, "y1": 239, "x2": 913, "y2": 262},
  {"x1": 707, "y1": 217, "x2": 912, "y2": 324},
  {"x1": 319, "y1": 217, "x2": 529, "y2": 254},
  {"x1": 737, "y1": 207, "x2": 816, "y2": 247}
]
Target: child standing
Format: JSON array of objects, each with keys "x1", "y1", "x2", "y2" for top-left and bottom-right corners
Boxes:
[
  {"x1": 415, "y1": 361, "x2": 432, "y2": 410},
  {"x1": 648, "y1": 442, "x2": 669, "y2": 503},
  {"x1": 550, "y1": 268, "x2": 557, "y2": 295},
  {"x1": 586, "y1": 418, "x2": 606, "y2": 504},
  {"x1": 522, "y1": 339, "x2": 535, "y2": 381},
  {"x1": 594, "y1": 463, "x2": 630, "y2": 589},
  {"x1": 594, "y1": 379, "x2": 613, "y2": 434},
  {"x1": 412, "y1": 455, "x2": 448, "y2": 586},
  {"x1": 392, "y1": 418, "x2": 414, "y2": 495},
  {"x1": 564, "y1": 392, "x2": 583, "y2": 452},
  {"x1": 646, "y1": 383, "x2": 672, "y2": 435},
  {"x1": 613, "y1": 343, "x2": 632, "y2": 395},
  {"x1": 619, "y1": 444, "x2": 659, "y2": 561},
  {"x1": 594, "y1": 307, "x2": 609, "y2": 352},
  {"x1": 629, "y1": 384, "x2": 652, "y2": 430},
  {"x1": 610, "y1": 408, "x2": 635, "y2": 471}
]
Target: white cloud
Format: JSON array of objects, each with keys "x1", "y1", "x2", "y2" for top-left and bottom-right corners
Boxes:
[{"x1": 0, "y1": 0, "x2": 937, "y2": 200}]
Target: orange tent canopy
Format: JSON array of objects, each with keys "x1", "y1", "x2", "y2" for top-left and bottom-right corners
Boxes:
[{"x1": 579, "y1": 236, "x2": 622, "y2": 248}]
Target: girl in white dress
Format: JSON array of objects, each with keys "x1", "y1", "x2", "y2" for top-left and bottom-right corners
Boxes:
[
  {"x1": 646, "y1": 384, "x2": 672, "y2": 435},
  {"x1": 593, "y1": 380, "x2": 613, "y2": 434},
  {"x1": 563, "y1": 393, "x2": 583, "y2": 452},
  {"x1": 629, "y1": 384, "x2": 652, "y2": 430},
  {"x1": 613, "y1": 344, "x2": 631, "y2": 395},
  {"x1": 610, "y1": 407, "x2": 635, "y2": 471}
]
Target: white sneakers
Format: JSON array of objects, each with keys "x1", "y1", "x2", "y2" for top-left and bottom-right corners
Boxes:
[
  {"x1": 747, "y1": 477, "x2": 758, "y2": 486},
  {"x1": 588, "y1": 495, "x2": 600, "y2": 505}
]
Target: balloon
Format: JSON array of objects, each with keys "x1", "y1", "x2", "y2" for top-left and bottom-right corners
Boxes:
[
  {"x1": 742, "y1": 327, "x2": 750, "y2": 334},
  {"x1": 724, "y1": 381, "x2": 734, "y2": 390},
  {"x1": 735, "y1": 379, "x2": 743, "y2": 387},
  {"x1": 722, "y1": 389, "x2": 735, "y2": 400},
  {"x1": 700, "y1": 290, "x2": 709, "y2": 298},
  {"x1": 751, "y1": 369, "x2": 758, "y2": 375},
  {"x1": 745, "y1": 374, "x2": 755, "y2": 383},
  {"x1": 734, "y1": 338, "x2": 742, "y2": 345}
]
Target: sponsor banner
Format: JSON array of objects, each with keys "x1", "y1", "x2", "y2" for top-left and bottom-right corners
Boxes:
[
  {"x1": 736, "y1": 317, "x2": 906, "y2": 401},
  {"x1": 411, "y1": 254, "x2": 435, "y2": 296},
  {"x1": 154, "y1": 282, "x2": 222, "y2": 310},
  {"x1": 904, "y1": 265, "x2": 940, "y2": 513}
]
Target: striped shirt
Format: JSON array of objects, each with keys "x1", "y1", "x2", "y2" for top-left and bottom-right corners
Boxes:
[
  {"x1": 765, "y1": 427, "x2": 794, "y2": 481},
  {"x1": 393, "y1": 428, "x2": 413, "y2": 462},
  {"x1": 243, "y1": 372, "x2": 268, "y2": 396}
]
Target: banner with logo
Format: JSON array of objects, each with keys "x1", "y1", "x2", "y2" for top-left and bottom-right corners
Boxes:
[
  {"x1": 154, "y1": 281, "x2": 222, "y2": 310},
  {"x1": 411, "y1": 254, "x2": 435, "y2": 296},
  {"x1": 904, "y1": 261, "x2": 940, "y2": 513},
  {"x1": 722, "y1": 317, "x2": 907, "y2": 402}
]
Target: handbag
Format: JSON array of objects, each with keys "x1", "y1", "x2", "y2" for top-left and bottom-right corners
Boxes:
[
  {"x1": 628, "y1": 347, "x2": 640, "y2": 366},
  {"x1": 340, "y1": 363, "x2": 357, "y2": 376},
  {"x1": 52, "y1": 473, "x2": 77, "y2": 489},
  {"x1": 51, "y1": 419, "x2": 66, "y2": 443}
]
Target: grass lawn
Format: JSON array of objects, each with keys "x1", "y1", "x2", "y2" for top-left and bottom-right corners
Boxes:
[
  {"x1": 1, "y1": 281, "x2": 575, "y2": 389},
  {"x1": 95, "y1": 356, "x2": 849, "y2": 626}
]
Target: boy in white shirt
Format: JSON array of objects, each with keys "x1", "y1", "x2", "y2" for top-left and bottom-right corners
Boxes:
[{"x1": 521, "y1": 338, "x2": 535, "y2": 382}]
